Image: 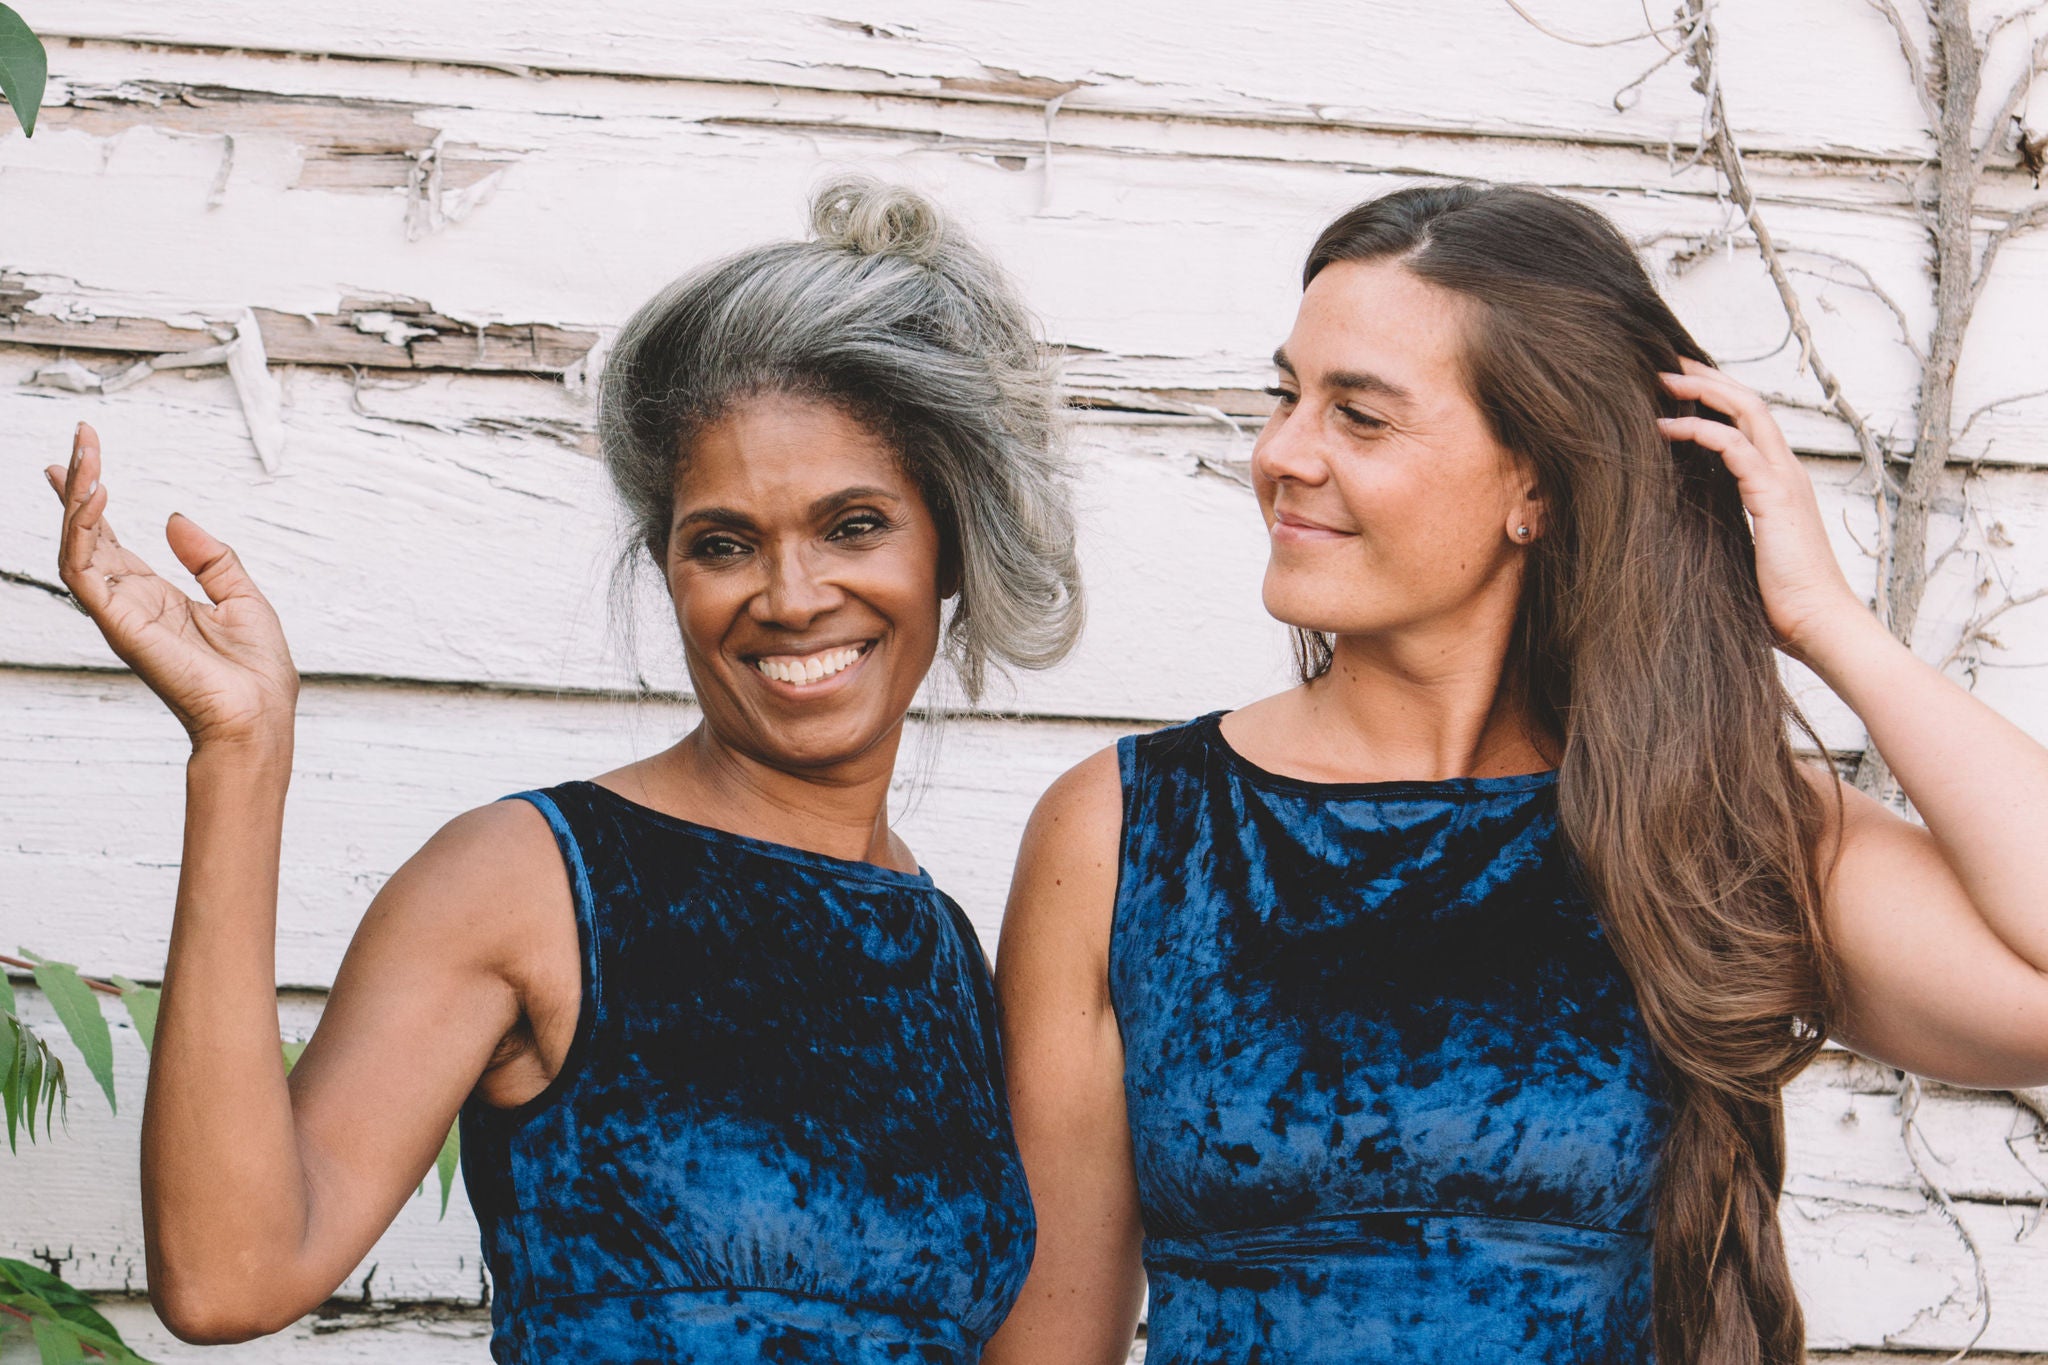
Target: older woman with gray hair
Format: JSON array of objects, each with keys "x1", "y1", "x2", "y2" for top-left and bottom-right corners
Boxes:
[{"x1": 44, "y1": 177, "x2": 1077, "y2": 1363}]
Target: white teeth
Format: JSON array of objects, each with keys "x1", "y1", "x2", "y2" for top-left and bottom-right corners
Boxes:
[{"x1": 753, "y1": 644, "x2": 865, "y2": 687}]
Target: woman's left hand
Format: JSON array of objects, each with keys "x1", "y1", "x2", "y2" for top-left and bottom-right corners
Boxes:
[{"x1": 1657, "y1": 358, "x2": 1865, "y2": 662}]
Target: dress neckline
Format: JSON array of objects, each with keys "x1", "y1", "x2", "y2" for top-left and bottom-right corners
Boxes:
[
  {"x1": 573, "y1": 780, "x2": 937, "y2": 889},
  {"x1": 1198, "y1": 710, "x2": 1560, "y2": 798}
]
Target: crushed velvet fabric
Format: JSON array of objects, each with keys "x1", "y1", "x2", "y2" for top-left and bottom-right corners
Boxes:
[
  {"x1": 460, "y1": 781, "x2": 1033, "y2": 1363},
  {"x1": 1112, "y1": 714, "x2": 1670, "y2": 1364}
]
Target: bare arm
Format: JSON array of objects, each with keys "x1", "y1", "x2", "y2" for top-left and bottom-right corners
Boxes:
[
  {"x1": 1798, "y1": 621, "x2": 2048, "y2": 1086},
  {"x1": 49, "y1": 427, "x2": 570, "y2": 1340},
  {"x1": 981, "y1": 747, "x2": 1145, "y2": 1365},
  {"x1": 1660, "y1": 366, "x2": 2048, "y2": 1087}
]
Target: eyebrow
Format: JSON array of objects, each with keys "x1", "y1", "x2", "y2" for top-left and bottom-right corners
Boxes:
[
  {"x1": 673, "y1": 485, "x2": 902, "y2": 532},
  {"x1": 1272, "y1": 347, "x2": 1415, "y2": 406}
]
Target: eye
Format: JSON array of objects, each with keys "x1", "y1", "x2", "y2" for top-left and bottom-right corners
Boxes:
[
  {"x1": 1264, "y1": 385, "x2": 1298, "y2": 406},
  {"x1": 826, "y1": 511, "x2": 891, "y2": 542},
  {"x1": 1337, "y1": 406, "x2": 1387, "y2": 432},
  {"x1": 687, "y1": 532, "x2": 751, "y2": 561}
]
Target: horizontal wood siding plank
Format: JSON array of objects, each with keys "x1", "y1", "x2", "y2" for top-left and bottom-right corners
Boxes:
[
  {"x1": 5, "y1": 362, "x2": 2042, "y2": 737},
  {"x1": 1, "y1": 43, "x2": 2042, "y2": 466},
  {"x1": 32, "y1": 0, "x2": 1992, "y2": 160}
]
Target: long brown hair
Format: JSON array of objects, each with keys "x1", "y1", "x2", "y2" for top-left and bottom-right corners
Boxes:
[{"x1": 1299, "y1": 182, "x2": 1839, "y2": 1364}]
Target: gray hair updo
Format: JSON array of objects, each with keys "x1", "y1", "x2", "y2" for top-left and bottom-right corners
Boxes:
[{"x1": 598, "y1": 175, "x2": 1084, "y2": 702}]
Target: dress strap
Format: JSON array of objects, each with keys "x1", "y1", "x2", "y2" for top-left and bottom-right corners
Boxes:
[{"x1": 489, "y1": 787, "x2": 606, "y2": 1109}]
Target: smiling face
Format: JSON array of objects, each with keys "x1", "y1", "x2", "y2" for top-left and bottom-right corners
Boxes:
[
  {"x1": 1254, "y1": 258, "x2": 1541, "y2": 650},
  {"x1": 666, "y1": 394, "x2": 945, "y2": 773}
]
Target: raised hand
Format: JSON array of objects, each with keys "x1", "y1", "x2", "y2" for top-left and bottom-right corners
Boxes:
[
  {"x1": 1656, "y1": 358, "x2": 1866, "y2": 662},
  {"x1": 46, "y1": 423, "x2": 298, "y2": 748}
]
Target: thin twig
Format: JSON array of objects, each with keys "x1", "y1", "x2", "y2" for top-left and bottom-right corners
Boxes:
[
  {"x1": 1970, "y1": 201, "x2": 2048, "y2": 315},
  {"x1": 0, "y1": 951, "x2": 125, "y2": 997},
  {"x1": 1937, "y1": 587, "x2": 2048, "y2": 673},
  {"x1": 1955, "y1": 385, "x2": 2048, "y2": 449},
  {"x1": 1898, "y1": 1073, "x2": 1994, "y2": 1361},
  {"x1": 1500, "y1": 0, "x2": 1686, "y2": 48},
  {"x1": 1680, "y1": 0, "x2": 1897, "y2": 636},
  {"x1": 1975, "y1": 28, "x2": 2048, "y2": 173},
  {"x1": 1866, "y1": 0, "x2": 1943, "y2": 127},
  {"x1": 1783, "y1": 254, "x2": 1928, "y2": 363}
]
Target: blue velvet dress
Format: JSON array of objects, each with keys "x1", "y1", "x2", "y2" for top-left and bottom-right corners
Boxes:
[
  {"x1": 1112, "y1": 714, "x2": 1669, "y2": 1363},
  {"x1": 460, "y1": 781, "x2": 1034, "y2": 1363}
]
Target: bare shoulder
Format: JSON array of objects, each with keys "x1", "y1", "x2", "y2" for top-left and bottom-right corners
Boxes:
[
  {"x1": 355, "y1": 797, "x2": 573, "y2": 978},
  {"x1": 1000, "y1": 743, "x2": 1127, "y2": 971},
  {"x1": 1033, "y1": 743, "x2": 1126, "y2": 837}
]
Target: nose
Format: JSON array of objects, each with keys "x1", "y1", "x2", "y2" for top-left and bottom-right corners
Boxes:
[
  {"x1": 750, "y1": 541, "x2": 843, "y2": 628},
  {"x1": 1251, "y1": 401, "x2": 1330, "y2": 490}
]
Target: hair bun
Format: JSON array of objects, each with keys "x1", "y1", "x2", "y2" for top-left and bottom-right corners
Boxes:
[{"x1": 810, "y1": 175, "x2": 948, "y2": 265}]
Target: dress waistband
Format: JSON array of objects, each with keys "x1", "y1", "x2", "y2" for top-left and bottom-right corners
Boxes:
[
  {"x1": 1146, "y1": 1209, "x2": 1649, "y2": 1269},
  {"x1": 510, "y1": 1284, "x2": 974, "y2": 1360}
]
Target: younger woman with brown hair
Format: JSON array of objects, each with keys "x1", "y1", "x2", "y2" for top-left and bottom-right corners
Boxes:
[{"x1": 986, "y1": 182, "x2": 2048, "y2": 1365}]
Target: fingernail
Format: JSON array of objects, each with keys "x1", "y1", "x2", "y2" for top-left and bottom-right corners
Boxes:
[{"x1": 86, "y1": 479, "x2": 98, "y2": 496}]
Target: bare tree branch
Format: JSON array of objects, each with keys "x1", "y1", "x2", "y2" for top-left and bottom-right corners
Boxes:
[
  {"x1": 1680, "y1": 0, "x2": 1897, "y2": 644},
  {"x1": 1986, "y1": 0, "x2": 2048, "y2": 47},
  {"x1": 1500, "y1": 0, "x2": 1685, "y2": 48},
  {"x1": 1970, "y1": 200, "x2": 2048, "y2": 315},
  {"x1": 1867, "y1": 0, "x2": 1944, "y2": 128},
  {"x1": 1956, "y1": 384, "x2": 2048, "y2": 449},
  {"x1": 1975, "y1": 26, "x2": 2048, "y2": 173},
  {"x1": 1783, "y1": 248, "x2": 1929, "y2": 363},
  {"x1": 1938, "y1": 587, "x2": 2048, "y2": 674},
  {"x1": 1898, "y1": 1073, "x2": 1993, "y2": 1362}
]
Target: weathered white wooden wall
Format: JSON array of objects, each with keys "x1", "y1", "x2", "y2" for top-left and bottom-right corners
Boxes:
[{"x1": 3, "y1": 2, "x2": 2046, "y2": 1359}]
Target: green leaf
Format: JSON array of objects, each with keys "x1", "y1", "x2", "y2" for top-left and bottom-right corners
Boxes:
[
  {"x1": 0, "y1": 1258, "x2": 152, "y2": 1362},
  {"x1": 0, "y1": 1014, "x2": 13, "y2": 1091},
  {"x1": 0, "y1": 970, "x2": 16, "y2": 1015},
  {"x1": 27, "y1": 956, "x2": 115, "y2": 1115},
  {"x1": 21, "y1": 1027, "x2": 43, "y2": 1141},
  {"x1": 0, "y1": 4, "x2": 47, "y2": 138},
  {"x1": 2, "y1": 1016, "x2": 25, "y2": 1150},
  {"x1": 435, "y1": 1120, "x2": 461, "y2": 1218},
  {"x1": 32, "y1": 1315, "x2": 86, "y2": 1364},
  {"x1": 0, "y1": 1258, "x2": 127, "y2": 1344},
  {"x1": 109, "y1": 977, "x2": 159, "y2": 1054},
  {"x1": 35, "y1": 1036, "x2": 66, "y2": 1141}
]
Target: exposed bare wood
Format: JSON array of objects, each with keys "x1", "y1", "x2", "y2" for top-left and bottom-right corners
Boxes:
[{"x1": 0, "y1": 273, "x2": 598, "y2": 374}]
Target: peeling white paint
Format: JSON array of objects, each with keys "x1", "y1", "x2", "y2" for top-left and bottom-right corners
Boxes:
[{"x1": 3, "y1": 4, "x2": 2046, "y2": 1359}]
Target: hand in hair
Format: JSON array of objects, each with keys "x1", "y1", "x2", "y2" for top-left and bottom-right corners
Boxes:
[
  {"x1": 1654, "y1": 358, "x2": 1863, "y2": 664},
  {"x1": 1651, "y1": 367, "x2": 2048, "y2": 1091}
]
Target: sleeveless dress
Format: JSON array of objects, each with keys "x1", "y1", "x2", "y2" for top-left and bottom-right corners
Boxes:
[
  {"x1": 1111, "y1": 714, "x2": 1669, "y2": 1364},
  {"x1": 460, "y1": 781, "x2": 1035, "y2": 1363}
]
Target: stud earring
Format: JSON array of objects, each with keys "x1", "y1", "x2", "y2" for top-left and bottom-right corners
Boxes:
[{"x1": 1515, "y1": 524, "x2": 1532, "y2": 541}]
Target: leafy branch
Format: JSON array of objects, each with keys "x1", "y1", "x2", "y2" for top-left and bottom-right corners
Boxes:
[
  {"x1": 3, "y1": 945, "x2": 464, "y2": 1362},
  {"x1": 0, "y1": 1257, "x2": 150, "y2": 1364}
]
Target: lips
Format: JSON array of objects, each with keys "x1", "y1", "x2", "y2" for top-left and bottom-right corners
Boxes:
[
  {"x1": 748, "y1": 641, "x2": 872, "y2": 688},
  {"x1": 1271, "y1": 508, "x2": 1355, "y2": 540}
]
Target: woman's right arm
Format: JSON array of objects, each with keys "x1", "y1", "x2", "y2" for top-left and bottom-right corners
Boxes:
[
  {"x1": 981, "y1": 747, "x2": 1145, "y2": 1365},
  {"x1": 49, "y1": 426, "x2": 566, "y2": 1341}
]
